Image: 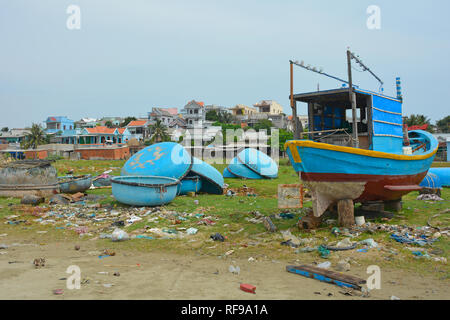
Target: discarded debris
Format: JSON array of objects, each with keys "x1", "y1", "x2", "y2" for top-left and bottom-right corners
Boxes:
[
  {"x1": 240, "y1": 283, "x2": 256, "y2": 294},
  {"x1": 210, "y1": 233, "x2": 225, "y2": 242}
]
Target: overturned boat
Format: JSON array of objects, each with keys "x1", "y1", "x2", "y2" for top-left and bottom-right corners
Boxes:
[
  {"x1": 58, "y1": 174, "x2": 92, "y2": 194},
  {"x1": 286, "y1": 86, "x2": 438, "y2": 217}
]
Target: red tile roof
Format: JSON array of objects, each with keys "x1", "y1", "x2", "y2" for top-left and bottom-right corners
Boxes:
[
  {"x1": 85, "y1": 126, "x2": 117, "y2": 134},
  {"x1": 117, "y1": 128, "x2": 127, "y2": 134},
  {"x1": 127, "y1": 120, "x2": 147, "y2": 127}
]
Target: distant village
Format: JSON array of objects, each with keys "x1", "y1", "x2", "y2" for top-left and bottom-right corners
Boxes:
[{"x1": 0, "y1": 100, "x2": 309, "y2": 161}]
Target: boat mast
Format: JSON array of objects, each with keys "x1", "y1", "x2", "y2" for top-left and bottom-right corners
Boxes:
[
  {"x1": 346, "y1": 50, "x2": 359, "y2": 148},
  {"x1": 290, "y1": 61, "x2": 301, "y2": 139}
]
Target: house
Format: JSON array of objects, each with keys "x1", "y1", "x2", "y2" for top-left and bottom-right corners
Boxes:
[
  {"x1": 77, "y1": 126, "x2": 132, "y2": 145},
  {"x1": 45, "y1": 116, "x2": 75, "y2": 134},
  {"x1": 126, "y1": 120, "x2": 150, "y2": 140},
  {"x1": 74, "y1": 118, "x2": 99, "y2": 129},
  {"x1": 205, "y1": 104, "x2": 230, "y2": 114},
  {"x1": 148, "y1": 108, "x2": 178, "y2": 126},
  {"x1": 287, "y1": 115, "x2": 309, "y2": 132},
  {"x1": 181, "y1": 100, "x2": 205, "y2": 128},
  {"x1": 100, "y1": 117, "x2": 123, "y2": 127},
  {"x1": 253, "y1": 100, "x2": 284, "y2": 114},
  {"x1": 168, "y1": 117, "x2": 187, "y2": 130},
  {"x1": 230, "y1": 104, "x2": 258, "y2": 119},
  {"x1": 0, "y1": 128, "x2": 31, "y2": 145}
]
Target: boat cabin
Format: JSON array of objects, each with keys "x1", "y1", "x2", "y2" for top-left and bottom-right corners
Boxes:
[{"x1": 293, "y1": 87, "x2": 404, "y2": 153}]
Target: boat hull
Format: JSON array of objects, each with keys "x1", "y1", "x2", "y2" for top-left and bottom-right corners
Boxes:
[
  {"x1": 285, "y1": 131, "x2": 437, "y2": 216},
  {"x1": 58, "y1": 175, "x2": 92, "y2": 194}
]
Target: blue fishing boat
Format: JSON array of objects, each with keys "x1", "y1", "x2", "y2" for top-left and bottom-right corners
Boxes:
[
  {"x1": 227, "y1": 157, "x2": 263, "y2": 179},
  {"x1": 286, "y1": 86, "x2": 438, "y2": 217},
  {"x1": 188, "y1": 157, "x2": 224, "y2": 194},
  {"x1": 121, "y1": 142, "x2": 191, "y2": 179},
  {"x1": 177, "y1": 176, "x2": 202, "y2": 195},
  {"x1": 237, "y1": 148, "x2": 278, "y2": 178},
  {"x1": 58, "y1": 175, "x2": 92, "y2": 194},
  {"x1": 111, "y1": 176, "x2": 179, "y2": 206},
  {"x1": 428, "y1": 168, "x2": 450, "y2": 187}
]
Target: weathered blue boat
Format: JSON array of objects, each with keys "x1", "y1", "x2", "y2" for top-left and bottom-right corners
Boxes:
[
  {"x1": 286, "y1": 86, "x2": 438, "y2": 217},
  {"x1": 223, "y1": 167, "x2": 237, "y2": 178},
  {"x1": 111, "y1": 176, "x2": 180, "y2": 206},
  {"x1": 237, "y1": 148, "x2": 278, "y2": 178},
  {"x1": 177, "y1": 176, "x2": 202, "y2": 195},
  {"x1": 121, "y1": 142, "x2": 191, "y2": 179},
  {"x1": 188, "y1": 157, "x2": 224, "y2": 194},
  {"x1": 420, "y1": 171, "x2": 442, "y2": 189},
  {"x1": 429, "y1": 168, "x2": 450, "y2": 187},
  {"x1": 93, "y1": 175, "x2": 112, "y2": 187},
  {"x1": 58, "y1": 175, "x2": 92, "y2": 194},
  {"x1": 227, "y1": 157, "x2": 263, "y2": 179}
]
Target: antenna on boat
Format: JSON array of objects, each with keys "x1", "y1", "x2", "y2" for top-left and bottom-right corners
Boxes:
[
  {"x1": 348, "y1": 51, "x2": 384, "y2": 87},
  {"x1": 289, "y1": 59, "x2": 350, "y2": 85}
]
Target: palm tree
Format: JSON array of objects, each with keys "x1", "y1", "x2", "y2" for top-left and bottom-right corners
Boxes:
[
  {"x1": 21, "y1": 123, "x2": 47, "y2": 149},
  {"x1": 148, "y1": 120, "x2": 170, "y2": 143},
  {"x1": 217, "y1": 111, "x2": 234, "y2": 124}
]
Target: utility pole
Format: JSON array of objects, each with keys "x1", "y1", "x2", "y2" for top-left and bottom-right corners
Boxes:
[
  {"x1": 346, "y1": 50, "x2": 359, "y2": 148},
  {"x1": 290, "y1": 61, "x2": 300, "y2": 139}
]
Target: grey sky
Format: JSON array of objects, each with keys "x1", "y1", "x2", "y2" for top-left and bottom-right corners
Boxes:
[{"x1": 1, "y1": 0, "x2": 449, "y2": 128}]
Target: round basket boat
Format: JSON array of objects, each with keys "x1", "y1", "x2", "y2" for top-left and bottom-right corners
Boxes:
[
  {"x1": 177, "y1": 176, "x2": 202, "y2": 195},
  {"x1": 111, "y1": 176, "x2": 180, "y2": 206}
]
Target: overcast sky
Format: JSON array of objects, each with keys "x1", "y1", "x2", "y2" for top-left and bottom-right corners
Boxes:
[{"x1": 1, "y1": 0, "x2": 449, "y2": 128}]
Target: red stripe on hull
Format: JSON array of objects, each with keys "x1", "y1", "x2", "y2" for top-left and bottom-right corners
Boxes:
[{"x1": 301, "y1": 171, "x2": 427, "y2": 202}]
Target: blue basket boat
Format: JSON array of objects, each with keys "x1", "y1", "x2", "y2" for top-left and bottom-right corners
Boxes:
[
  {"x1": 188, "y1": 157, "x2": 224, "y2": 194},
  {"x1": 237, "y1": 148, "x2": 278, "y2": 178},
  {"x1": 177, "y1": 176, "x2": 202, "y2": 195},
  {"x1": 428, "y1": 168, "x2": 450, "y2": 187},
  {"x1": 111, "y1": 176, "x2": 180, "y2": 206},
  {"x1": 227, "y1": 157, "x2": 263, "y2": 179},
  {"x1": 420, "y1": 171, "x2": 442, "y2": 189},
  {"x1": 121, "y1": 142, "x2": 192, "y2": 179},
  {"x1": 223, "y1": 167, "x2": 237, "y2": 178},
  {"x1": 58, "y1": 175, "x2": 92, "y2": 194}
]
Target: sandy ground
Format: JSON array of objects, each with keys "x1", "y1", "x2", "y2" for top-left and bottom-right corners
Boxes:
[{"x1": 0, "y1": 238, "x2": 448, "y2": 300}]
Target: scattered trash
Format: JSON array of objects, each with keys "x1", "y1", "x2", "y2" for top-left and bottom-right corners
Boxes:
[
  {"x1": 74, "y1": 245, "x2": 80, "y2": 251},
  {"x1": 53, "y1": 289, "x2": 64, "y2": 295},
  {"x1": 355, "y1": 216, "x2": 365, "y2": 226},
  {"x1": 186, "y1": 227, "x2": 198, "y2": 235},
  {"x1": 358, "y1": 238, "x2": 378, "y2": 248},
  {"x1": 318, "y1": 245, "x2": 330, "y2": 258},
  {"x1": 111, "y1": 228, "x2": 129, "y2": 242},
  {"x1": 240, "y1": 283, "x2": 256, "y2": 294},
  {"x1": 113, "y1": 272, "x2": 120, "y2": 277},
  {"x1": 33, "y1": 258, "x2": 45, "y2": 268},
  {"x1": 210, "y1": 233, "x2": 225, "y2": 242},
  {"x1": 416, "y1": 194, "x2": 443, "y2": 201},
  {"x1": 229, "y1": 265, "x2": 241, "y2": 275},
  {"x1": 335, "y1": 260, "x2": 351, "y2": 272},
  {"x1": 317, "y1": 261, "x2": 331, "y2": 269},
  {"x1": 263, "y1": 216, "x2": 277, "y2": 232},
  {"x1": 390, "y1": 295, "x2": 401, "y2": 300}
]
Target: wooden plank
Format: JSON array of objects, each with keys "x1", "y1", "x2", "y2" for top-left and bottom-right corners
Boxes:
[
  {"x1": 384, "y1": 185, "x2": 421, "y2": 191},
  {"x1": 286, "y1": 265, "x2": 366, "y2": 290},
  {"x1": 338, "y1": 199, "x2": 355, "y2": 227}
]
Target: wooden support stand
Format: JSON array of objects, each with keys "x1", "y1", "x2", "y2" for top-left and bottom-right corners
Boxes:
[
  {"x1": 337, "y1": 199, "x2": 355, "y2": 227},
  {"x1": 384, "y1": 199, "x2": 402, "y2": 212}
]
